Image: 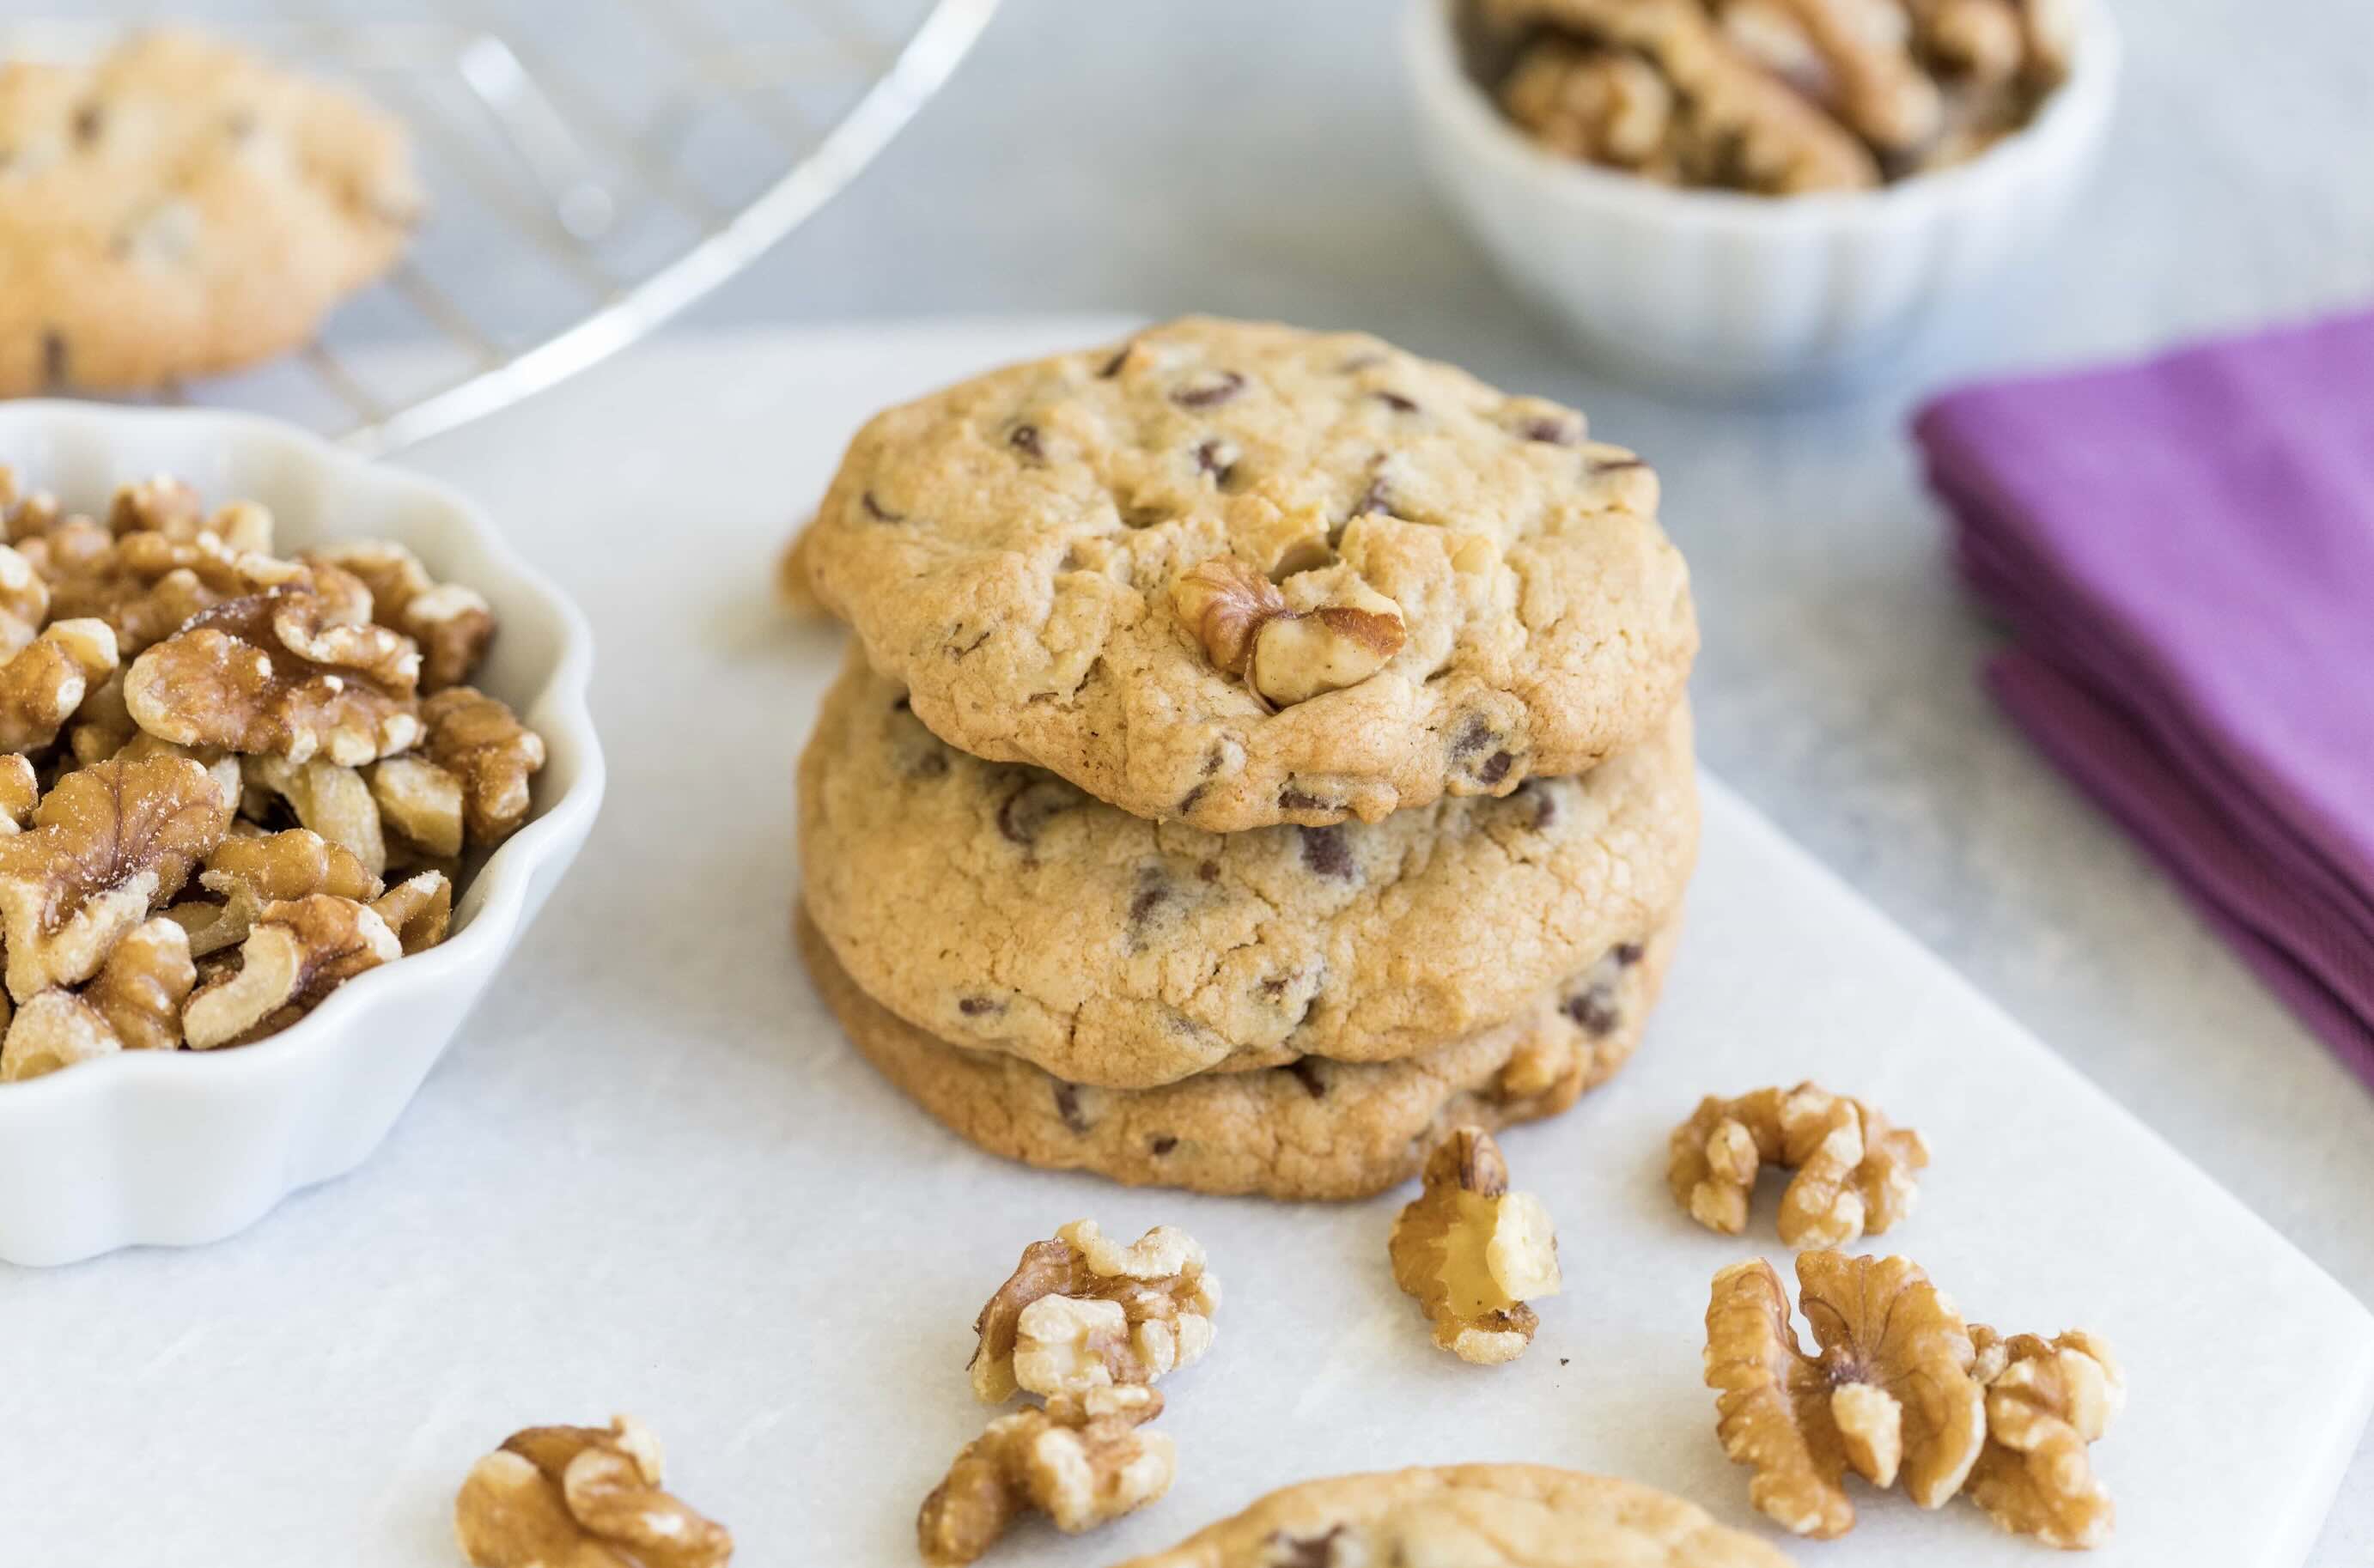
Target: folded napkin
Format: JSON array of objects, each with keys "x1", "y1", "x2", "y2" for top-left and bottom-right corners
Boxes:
[{"x1": 1914, "y1": 311, "x2": 2374, "y2": 1085}]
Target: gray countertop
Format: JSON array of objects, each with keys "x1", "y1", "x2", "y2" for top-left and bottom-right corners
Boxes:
[
  {"x1": 29, "y1": 0, "x2": 2374, "y2": 1555},
  {"x1": 702, "y1": 0, "x2": 2374, "y2": 1554}
]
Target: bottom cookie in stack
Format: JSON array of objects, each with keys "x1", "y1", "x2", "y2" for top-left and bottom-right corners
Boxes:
[{"x1": 795, "y1": 909, "x2": 1676, "y2": 1200}]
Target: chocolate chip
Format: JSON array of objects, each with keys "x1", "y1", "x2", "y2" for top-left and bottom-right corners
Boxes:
[
  {"x1": 40, "y1": 331, "x2": 66, "y2": 388},
  {"x1": 891, "y1": 695, "x2": 910, "y2": 712},
  {"x1": 860, "y1": 489, "x2": 904, "y2": 522},
  {"x1": 1349, "y1": 458, "x2": 1393, "y2": 520},
  {"x1": 1592, "y1": 455, "x2": 1648, "y2": 475},
  {"x1": 1298, "y1": 825, "x2": 1354, "y2": 879},
  {"x1": 1196, "y1": 859, "x2": 1220, "y2": 883},
  {"x1": 996, "y1": 779, "x2": 1079, "y2": 847},
  {"x1": 1172, "y1": 369, "x2": 1244, "y2": 409},
  {"x1": 1517, "y1": 780, "x2": 1557, "y2": 830},
  {"x1": 1519, "y1": 414, "x2": 1582, "y2": 445},
  {"x1": 1201, "y1": 745, "x2": 1226, "y2": 776},
  {"x1": 1263, "y1": 1527, "x2": 1348, "y2": 1568},
  {"x1": 1277, "y1": 787, "x2": 1330, "y2": 813},
  {"x1": 1287, "y1": 1058, "x2": 1328, "y2": 1099},
  {"x1": 1476, "y1": 749, "x2": 1513, "y2": 786},
  {"x1": 1127, "y1": 872, "x2": 1172, "y2": 930},
  {"x1": 71, "y1": 102, "x2": 103, "y2": 145},
  {"x1": 1450, "y1": 715, "x2": 1494, "y2": 761},
  {"x1": 1178, "y1": 782, "x2": 1210, "y2": 817},
  {"x1": 905, "y1": 750, "x2": 949, "y2": 781},
  {"x1": 1097, "y1": 343, "x2": 1132, "y2": 378},
  {"x1": 1259, "y1": 973, "x2": 1292, "y2": 998},
  {"x1": 957, "y1": 995, "x2": 1001, "y2": 1017},
  {"x1": 1613, "y1": 940, "x2": 1645, "y2": 967},
  {"x1": 1565, "y1": 985, "x2": 1620, "y2": 1037},
  {"x1": 1008, "y1": 423, "x2": 1044, "y2": 461},
  {"x1": 1149, "y1": 1134, "x2": 1178, "y2": 1156},
  {"x1": 1373, "y1": 390, "x2": 1420, "y2": 413},
  {"x1": 1053, "y1": 1082, "x2": 1091, "y2": 1132},
  {"x1": 1194, "y1": 438, "x2": 1237, "y2": 487}
]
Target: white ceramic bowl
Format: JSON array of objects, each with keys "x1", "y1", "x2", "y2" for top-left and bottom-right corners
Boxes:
[
  {"x1": 1403, "y1": 0, "x2": 2121, "y2": 393},
  {"x1": 0, "y1": 404, "x2": 602, "y2": 1267}
]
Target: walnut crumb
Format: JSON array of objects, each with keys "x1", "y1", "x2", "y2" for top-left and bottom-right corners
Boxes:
[
  {"x1": 1389, "y1": 1126, "x2": 1561, "y2": 1364},
  {"x1": 1670, "y1": 1083, "x2": 1928, "y2": 1249},
  {"x1": 1171, "y1": 558, "x2": 1405, "y2": 709},
  {"x1": 970, "y1": 1219, "x2": 1220, "y2": 1403},
  {"x1": 455, "y1": 1413, "x2": 733, "y2": 1568},
  {"x1": 917, "y1": 1385, "x2": 1173, "y2": 1567}
]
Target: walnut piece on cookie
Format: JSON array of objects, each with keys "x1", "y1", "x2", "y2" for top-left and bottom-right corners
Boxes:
[
  {"x1": 919, "y1": 1385, "x2": 1175, "y2": 1567},
  {"x1": 1390, "y1": 1126, "x2": 1561, "y2": 1364},
  {"x1": 0, "y1": 30, "x2": 421, "y2": 396},
  {"x1": 1704, "y1": 1251, "x2": 1987, "y2": 1538},
  {"x1": 1171, "y1": 558, "x2": 1407, "y2": 710},
  {"x1": 970, "y1": 1220, "x2": 1220, "y2": 1403},
  {"x1": 1669, "y1": 1083, "x2": 1927, "y2": 1249},
  {"x1": 455, "y1": 1414, "x2": 733, "y2": 1568},
  {"x1": 1105, "y1": 1464, "x2": 1797, "y2": 1568},
  {"x1": 1963, "y1": 1325, "x2": 2122, "y2": 1548}
]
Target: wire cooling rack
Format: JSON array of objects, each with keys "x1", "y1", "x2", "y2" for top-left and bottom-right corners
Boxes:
[{"x1": 8, "y1": 0, "x2": 999, "y2": 455}]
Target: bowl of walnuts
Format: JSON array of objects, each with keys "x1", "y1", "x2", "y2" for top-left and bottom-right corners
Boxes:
[
  {"x1": 0, "y1": 403, "x2": 602, "y2": 1266},
  {"x1": 1403, "y1": 0, "x2": 2121, "y2": 392}
]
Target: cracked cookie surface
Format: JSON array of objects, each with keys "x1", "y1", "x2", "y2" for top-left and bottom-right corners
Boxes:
[
  {"x1": 0, "y1": 30, "x2": 420, "y2": 395},
  {"x1": 800, "y1": 656, "x2": 1696, "y2": 1088},
  {"x1": 1109, "y1": 1463, "x2": 1795, "y2": 1567},
  {"x1": 795, "y1": 907, "x2": 1674, "y2": 1200},
  {"x1": 800, "y1": 317, "x2": 1695, "y2": 830}
]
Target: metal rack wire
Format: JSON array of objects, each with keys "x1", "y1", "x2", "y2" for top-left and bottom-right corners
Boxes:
[{"x1": 8, "y1": 0, "x2": 1000, "y2": 455}]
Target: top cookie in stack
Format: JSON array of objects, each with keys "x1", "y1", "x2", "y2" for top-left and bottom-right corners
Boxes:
[
  {"x1": 799, "y1": 317, "x2": 1695, "y2": 832},
  {"x1": 794, "y1": 319, "x2": 1700, "y2": 1200}
]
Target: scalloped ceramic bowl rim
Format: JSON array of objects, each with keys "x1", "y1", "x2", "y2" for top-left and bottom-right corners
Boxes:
[
  {"x1": 0, "y1": 401, "x2": 601, "y2": 1113},
  {"x1": 1403, "y1": 0, "x2": 2122, "y2": 234}
]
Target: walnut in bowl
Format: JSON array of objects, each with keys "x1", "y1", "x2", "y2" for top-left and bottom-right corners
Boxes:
[
  {"x1": 0, "y1": 404, "x2": 602, "y2": 1266},
  {"x1": 1403, "y1": 0, "x2": 2121, "y2": 391}
]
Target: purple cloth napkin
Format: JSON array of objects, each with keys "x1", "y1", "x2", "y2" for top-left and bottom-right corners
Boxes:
[{"x1": 1914, "y1": 311, "x2": 2374, "y2": 1085}]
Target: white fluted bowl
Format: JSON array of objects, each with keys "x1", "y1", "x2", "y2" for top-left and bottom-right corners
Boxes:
[
  {"x1": 1403, "y1": 0, "x2": 2121, "y2": 393},
  {"x1": 0, "y1": 404, "x2": 602, "y2": 1266}
]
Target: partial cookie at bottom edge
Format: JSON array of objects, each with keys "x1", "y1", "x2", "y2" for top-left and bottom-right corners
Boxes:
[
  {"x1": 795, "y1": 906, "x2": 1675, "y2": 1200},
  {"x1": 1110, "y1": 1463, "x2": 1794, "y2": 1568}
]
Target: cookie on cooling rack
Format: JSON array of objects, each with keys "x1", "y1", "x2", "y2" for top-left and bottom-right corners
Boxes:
[{"x1": 0, "y1": 29, "x2": 422, "y2": 396}]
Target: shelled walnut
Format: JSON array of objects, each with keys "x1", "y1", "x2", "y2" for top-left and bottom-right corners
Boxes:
[
  {"x1": 1389, "y1": 1126, "x2": 1562, "y2": 1364},
  {"x1": 918, "y1": 1385, "x2": 1174, "y2": 1567},
  {"x1": 1702, "y1": 1249, "x2": 2117, "y2": 1546},
  {"x1": 0, "y1": 469, "x2": 547, "y2": 1081},
  {"x1": 1964, "y1": 1325, "x2": 2122, "y2": 1548},
  {"x1": 1171, "y1": 558, "x2": 1405, "y2": 709},
  {"x1": 970, "y1": 1220, "x2": 1220, "y2": 1403},
  {"x1": 1669, "y1": 1083, "x2": 1927, "y2": 1248},
  {"x1": 455, "y1": 1414, "x2": 733, "y2": 1568}
]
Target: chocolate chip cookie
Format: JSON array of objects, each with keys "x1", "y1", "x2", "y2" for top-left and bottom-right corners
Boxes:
[
  {"x1": 796, "y1": 908, "x2": 1674, "y2": 1200},
  {"x1": 800, "y1": 317, "x2": 1695, "y2": 831},
  {"x1": 1109, "y1": 1465, "x2": 1795, "y2": 1567},
  {"x1": 800, "y1": 657, "x2": 1695, "y2": 1089},
  {"x1": 0, "y1": 31, "x2": 422, "y2": 395}
]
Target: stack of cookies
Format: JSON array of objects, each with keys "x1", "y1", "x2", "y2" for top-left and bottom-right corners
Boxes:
[{"x1": 793, "y1": 319, "x2": 1700, "y2": 1200}]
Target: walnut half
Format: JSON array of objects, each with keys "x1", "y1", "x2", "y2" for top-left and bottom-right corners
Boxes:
[
  {"x1": 1670, "y1": 1084, "x2": 1927, "y2": 1249},
  {"x1": 1171, "y1": 558, "x2": 1405, "y2": 709},
  {"x1": 455, "y1": 1414, "x2": 733, "y2": 1568},
  {"x1": 1964, "y1": 1325, "x2": 2122, "y2": 1548},
  {"x1": 1388, "y1": 1126, "x2": 1562, "y2": 1364},
  {"x1": 970, "y1": 1220, "x2": 1220, "y2": 1403},
  {"x1": 1704, "y1": 1250, "x2": 1986, "y2": 1538},
  {"x1": 917, "y1": 1384, "x2": 1173, "y2": 1568},
  {"x1": 181, "y1": 893, "x2": 400, "y2": 1049}
]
